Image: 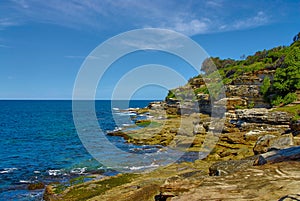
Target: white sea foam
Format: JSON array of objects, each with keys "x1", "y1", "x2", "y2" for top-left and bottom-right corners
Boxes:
[
  {"x1": 47, "y1": 169, "x2": 63, "y2": 176},
  {"x1": 19, "y1": 180, "x2": 31, "y2": 184},
  {"x1": 70, "y1": 167, "x2": 87, "y2": 174},
  {"x1": 0, "y1": 167, "x2": 18, "y2": 174},
  {"x1": 125, "y1": 163, "x2": 159, "y2": 171}
]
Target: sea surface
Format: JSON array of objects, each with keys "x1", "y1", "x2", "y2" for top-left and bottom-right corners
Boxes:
[{"x1": 0, "y1": 100, "x2": 160, "y2": 200}]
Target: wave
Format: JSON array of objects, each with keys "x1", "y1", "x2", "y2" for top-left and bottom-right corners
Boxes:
[
  {"x1": 70, "y1": 167, "x2": 87, "y2": 175},
  {"x1": 47, "y1": 169, "x2": 64, "y2": 176},
  {"x1": 129, "y1": 164, "x2": 159, "y2": 171},
  {"x1": 0, "y1": 168, "x2": 18, "y2": 174}
]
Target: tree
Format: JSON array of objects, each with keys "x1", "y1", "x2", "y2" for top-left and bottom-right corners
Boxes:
[
  {"x1": 272, "y1": 45, "x2": 300, "y2": 105},
  {"x1": 293, "y1": 32, "x2": 300, "y2": 42}
]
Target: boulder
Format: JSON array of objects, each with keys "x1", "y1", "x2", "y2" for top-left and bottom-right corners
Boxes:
[
  {"x1": 253, "y1": 134, "x2": 294, "y2": 154},
  {"x1": 255, "y1": 146, "x2": 300, "y2": 165}
]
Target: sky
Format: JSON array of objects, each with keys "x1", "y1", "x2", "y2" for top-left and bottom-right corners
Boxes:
[{"x1": 0, "y1": 0, "x2": 300, "y2": 100}]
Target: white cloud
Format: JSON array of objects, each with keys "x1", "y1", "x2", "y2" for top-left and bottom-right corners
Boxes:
[
  {"x1": 0, "y1": 18, "x2": 19, "y2": 30},
  {"x1": 170, "y1": 18, "x2": 210, "y2": 35},
  {"x1": 65, "y1": 55, "x2": 100, "y2": 60},
  {"x1": 206, "y1": 0, "x2": 223, "y2": 8},
  {"x1": 1, "y1": 0, "x2": 287, "y2": 36},
  {"x1": 232, "y1": 11, "x2": 269, "y2": 30}
]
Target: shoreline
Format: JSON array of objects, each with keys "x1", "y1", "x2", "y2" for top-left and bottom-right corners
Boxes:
[{"x1": 44, "y1": 100, "x2": 300, "y2": 200}]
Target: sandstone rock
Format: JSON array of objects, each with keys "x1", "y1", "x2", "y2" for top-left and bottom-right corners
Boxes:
[
  {"x1": 226, "y1": 85, "x2": 260, "y2": 97},
  {"x1": 219, "y1": 132, "x2": 246, "y2": 144},
  {"x1": 215, "y1": 97, "x2": 248, "y2": 110},
  {"x1": 171, "y1": 161, "x2": 300, "y2": 201},
  {"x1": 235, "y1": 108, "x2": 292, "y2": 124},
  {"x1": 244, "y1": 130, "x2": 268, "y2": 141},
  {"x1": 148, "y1": 101, "x2": 165, "y2": 110},
  {"x1": 239, "y1": 122, "x2": 289, "y2": 133},
  {"x1": 253, "y1": 134, "x2": 294, "y2": 154},
  {"x1": 209, "y1": 156, "x2": 257, "y2": 176}
]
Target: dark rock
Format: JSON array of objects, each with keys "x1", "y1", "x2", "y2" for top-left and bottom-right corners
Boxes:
[
  {"x1": 154, "y1": 192, "x2": 175, "y2": 201},
  {"x1": 256, "y1": 146, "x2": 300, "y2": 165},
  {"x1": 291, "y1": 120, "x2": 300, "y2": 135},
  {"x1": 278, "y1": 194, "x2": 300, "y2": 201}
]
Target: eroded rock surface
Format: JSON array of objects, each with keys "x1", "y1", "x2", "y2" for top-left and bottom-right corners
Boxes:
[{"x1": 171, "y1": 161, "x2": 300, "y2": 201}]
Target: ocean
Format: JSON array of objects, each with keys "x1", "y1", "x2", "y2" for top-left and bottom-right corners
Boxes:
[{"x1": 0, "y1": 100, "x2": 164, "y2": 200}]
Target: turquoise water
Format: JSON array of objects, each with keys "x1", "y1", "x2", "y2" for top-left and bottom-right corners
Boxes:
[{"x1": 0, "y1": 100, "x2": 157, "y2": 200}]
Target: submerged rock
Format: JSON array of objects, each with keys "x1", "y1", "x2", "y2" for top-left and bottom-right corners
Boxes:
[{"x1": 28, "y1": 182, "x2": 45, "y2": 190}]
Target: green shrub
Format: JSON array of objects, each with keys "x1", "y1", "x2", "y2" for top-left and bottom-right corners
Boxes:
[
  {"x1": 260, "y1": 76, "x2": 271, "y2": 95},
  {"x1": 166, "y1": 90, "x2": 175, "y2": 99},
  {"x1": 283, "y1": 92, "x2": 297, "y2": 104},
  {"x1": 271, "y1": 95, "x2": 284, "y2": 106}
]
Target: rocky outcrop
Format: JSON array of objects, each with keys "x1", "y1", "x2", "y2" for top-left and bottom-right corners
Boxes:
[
  {"x1": 235, "y1": 108, "x2": 292, "y2": 124},
  {"x1": 253, "y1": 134, "x2": 294, "y2": 154},
  {"x1": 254, "y1": 146, "x2": 300, "y2": 165}
]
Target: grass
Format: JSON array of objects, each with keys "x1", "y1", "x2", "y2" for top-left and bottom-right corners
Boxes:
[
  {"x1": 136, "y1": 120, "x2": 162, "y2": 128},
  {"x1": 273, "y1": 104, "x2": 300, "y2": 121},
  {"x1": 53, "y1": 175, "x2": 95, "y2": 194},
  {"x1": 58, "y1": 173, "x2": 139, "y2": 201}
]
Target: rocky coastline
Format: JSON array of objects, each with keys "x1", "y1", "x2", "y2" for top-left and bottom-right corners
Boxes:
[{"x1": 44, "y1": 39, "x2": 300, "y2": 200}]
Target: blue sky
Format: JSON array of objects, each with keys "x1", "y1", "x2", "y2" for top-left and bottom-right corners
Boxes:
[{"x1": 0, "y1": 0, "x2": 299, "y2": 100}]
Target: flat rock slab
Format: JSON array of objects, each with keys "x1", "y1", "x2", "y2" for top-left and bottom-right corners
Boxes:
[{"x1": 171, "y1": 161, "x2": 300, "y2": 201}]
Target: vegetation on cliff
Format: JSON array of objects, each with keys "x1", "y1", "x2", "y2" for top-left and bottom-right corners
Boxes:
[{"x1": 168, "y1": 33, "x2": 300, "y2": 107}]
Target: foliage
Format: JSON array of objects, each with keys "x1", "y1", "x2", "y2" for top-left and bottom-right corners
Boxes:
[
  {"x1": 166, "y1": 90, "x2": 175, "y2": 99},
  {"x1": 169, "y1": 33, "x2": 300, "y2": 107},
  {"x1": 136, "y1": 120, "x2": 162, "y2": 128},
  {"x1": 293, "y1": 32, "x2": 300, "y2": 42},
  {"x1": 271, "y1": 44, "x2": 300, "y2": 105},
  {"x1": 248, "y1": 101, "x2": 255, "y2": 109},
  {"x1": 194, "y1": 86, "x2": 209, "y2": 94},
  {"x1": 271, "y1": 93, "x2": 297, "y2": 106},
  {"x1": 58, "y1": 173, "x2": 139, "y2": 201},
  {"x1": 260, "y1": 76, "x2": 271, "y2": 96}
]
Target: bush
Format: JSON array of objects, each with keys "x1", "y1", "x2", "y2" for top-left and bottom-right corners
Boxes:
[
  {"x1": 260, "y1": 76, "x2": 271, "y2": 96},
  {"x1": 283, "y1": 92, "x2": 297, "y2": 104},
  {"x1": 271, "y1": 95, "x2": 284, "y2": 106},
  {"x1": 271, "y1": 93, "x2": 297, "y2": 106}
]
